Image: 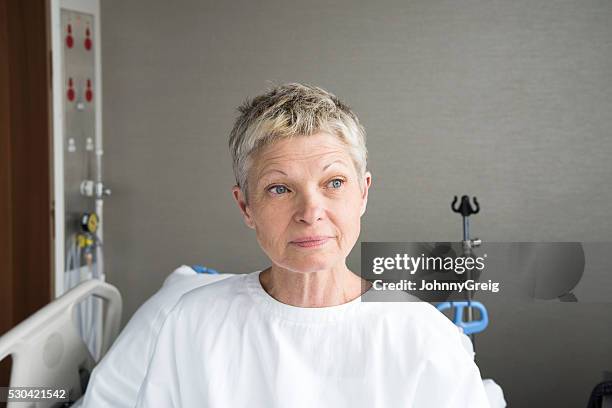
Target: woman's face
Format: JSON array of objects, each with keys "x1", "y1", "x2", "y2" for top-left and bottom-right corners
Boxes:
[{"x1": 232, "y1": 132, "x2": 372, "y2": 274}]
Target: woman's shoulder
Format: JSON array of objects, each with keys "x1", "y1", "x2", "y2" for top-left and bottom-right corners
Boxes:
[
  {"x1": 363, "y1": 298, "x2": 463, "y2": 343},
  {"x1": 181, "y1": 271, "x2": 250, "y2": 301},
  {"x1": 169, "y1": 272, "x2": 255, "y2": 320}
]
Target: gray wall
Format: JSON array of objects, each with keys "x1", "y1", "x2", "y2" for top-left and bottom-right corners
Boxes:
[{"x1": 101, "y1": 0, "x2": 612, "y2": 406}]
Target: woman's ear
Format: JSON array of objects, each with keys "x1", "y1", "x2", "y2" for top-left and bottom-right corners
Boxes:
[
  {"x1": 232, "y1": 185, "x2": 255, "y2": 229},
  {"x1": 360, "y1": 171, "x2": 372, "y2": 217}
]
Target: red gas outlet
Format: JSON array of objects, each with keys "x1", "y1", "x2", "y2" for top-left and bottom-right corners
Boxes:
[
  {"x1": 84, "y1": 27, "x2": 92, "y2": 51},
  {"x1": 85, "y1": 79, "x2": 93, "y2": 102},
  {"x1": 67, "y1": 78, "x2": 75, "y2": 102},
  {"x1": 66, "y1": 24, "x2": 74, "y2": 48}
]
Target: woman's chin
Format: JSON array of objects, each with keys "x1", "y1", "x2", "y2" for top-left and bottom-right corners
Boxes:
[{"x1": 280, "y1": 255, "x2": 341, "y2": 274}]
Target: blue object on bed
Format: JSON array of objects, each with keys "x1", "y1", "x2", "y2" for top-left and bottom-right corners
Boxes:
[{"x1": 191, "y1": 265, "x2": 220, "y2": 274}]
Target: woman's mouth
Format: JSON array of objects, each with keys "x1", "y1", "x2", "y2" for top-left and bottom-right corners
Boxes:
[{"x1": 291, "y1": 237, "x2": 330, "y2": 248}]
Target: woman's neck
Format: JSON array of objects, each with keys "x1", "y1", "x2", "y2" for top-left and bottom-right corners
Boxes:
[{"x1": 259, "y1": 264, "x2": 371, "y2": 307}]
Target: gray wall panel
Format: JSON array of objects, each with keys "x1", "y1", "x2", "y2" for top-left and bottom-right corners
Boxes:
[{"x1": 101, "y1": 1, "x2": 612, "y2": 406}]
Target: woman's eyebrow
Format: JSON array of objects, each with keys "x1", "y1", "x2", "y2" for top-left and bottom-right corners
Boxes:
[
  {"x1": 259, "y1": 168, "x2": 288, "y2": 178},
  {"x1": 323, "y1": 159, "x2": 349, "y2": 171}
]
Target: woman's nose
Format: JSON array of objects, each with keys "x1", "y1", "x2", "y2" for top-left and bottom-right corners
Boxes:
[{"x1": 294, "y1": 190, "x2": 326, "y2": 224}]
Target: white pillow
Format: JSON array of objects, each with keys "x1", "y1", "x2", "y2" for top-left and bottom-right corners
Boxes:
[{"x1": 81, "y1": 266, "x2": 233, "y2": 408}]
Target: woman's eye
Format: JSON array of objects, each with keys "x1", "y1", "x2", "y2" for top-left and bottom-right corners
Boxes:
[
  {"x1": 327, "y1": 178, "x2": 345, "y2": 189},
  {"x1": 267, "y1": 179, "x2": 344, "y2": 195},
  {"x1": 268, "y1": 185, "x2": 289, "y2": 195}
]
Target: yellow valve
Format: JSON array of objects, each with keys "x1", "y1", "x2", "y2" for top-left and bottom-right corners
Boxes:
[
  {"x1": 87, "y1": 213, "x2": 98, "y2": 233},
  {"x1": 77, "y1": 234, "x2": 94, "y2": 249},
  {"x1": 80, "y1": 212, "x2": 99, "y2": 234}
]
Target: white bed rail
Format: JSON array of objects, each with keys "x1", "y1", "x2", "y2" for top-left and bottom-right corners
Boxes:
[{"x1": 0, "y1": 279, "x2": 121, "y2": 407}]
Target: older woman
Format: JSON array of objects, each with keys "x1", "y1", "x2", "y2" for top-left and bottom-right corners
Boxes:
[{"x1": 135, "y1": 83, "x2": 490, "y2": 407}]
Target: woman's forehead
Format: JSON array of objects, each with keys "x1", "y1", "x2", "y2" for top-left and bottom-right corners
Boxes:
[
  {"x1": 256, "y1": 134, "x2": 348, "y2": 160},
  {"x1": 254, "y1": 147, "x2": 351, "y2": 177}
]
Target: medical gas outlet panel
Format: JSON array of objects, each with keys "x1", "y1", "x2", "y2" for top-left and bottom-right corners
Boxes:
[
  {"x1": 63, "y1": 9, "x2": 96, "y2": 242},
  {"x1": 52, "y1": 0, "x2": 109, "y2": 298}
]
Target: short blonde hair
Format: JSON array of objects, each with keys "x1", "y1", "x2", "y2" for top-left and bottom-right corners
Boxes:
[{"x1": 228, "y1": 83, "x2": 368, "y2": 203}]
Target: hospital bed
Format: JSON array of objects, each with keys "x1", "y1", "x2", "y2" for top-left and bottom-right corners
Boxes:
[
  {"x1": 0, "y1": 268, "x2": 506, "y2": 407},
  {"x1": 0, "y1": 279, "x2": 121, "y2": 407}
]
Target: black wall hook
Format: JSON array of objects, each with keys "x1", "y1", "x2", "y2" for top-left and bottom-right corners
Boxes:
[{"x1": 451, "y1": 195, "x2": 480, "y2": 217}]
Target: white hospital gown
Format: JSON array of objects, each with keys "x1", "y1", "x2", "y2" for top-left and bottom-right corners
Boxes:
[
  {"x1": 81, "y1": 266, "x2": 231, "y2": 408},
  {"x1": 135, "y1": 271, "x2": 490, "y2": 407}
]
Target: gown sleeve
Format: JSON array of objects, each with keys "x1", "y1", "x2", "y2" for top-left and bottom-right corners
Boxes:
[
  {"x1": 411, "y1": 321, "x2": 491, "y2": 408},
  {"x1": 134, "y1": 302, "x2": 184, "y2": 408}
]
